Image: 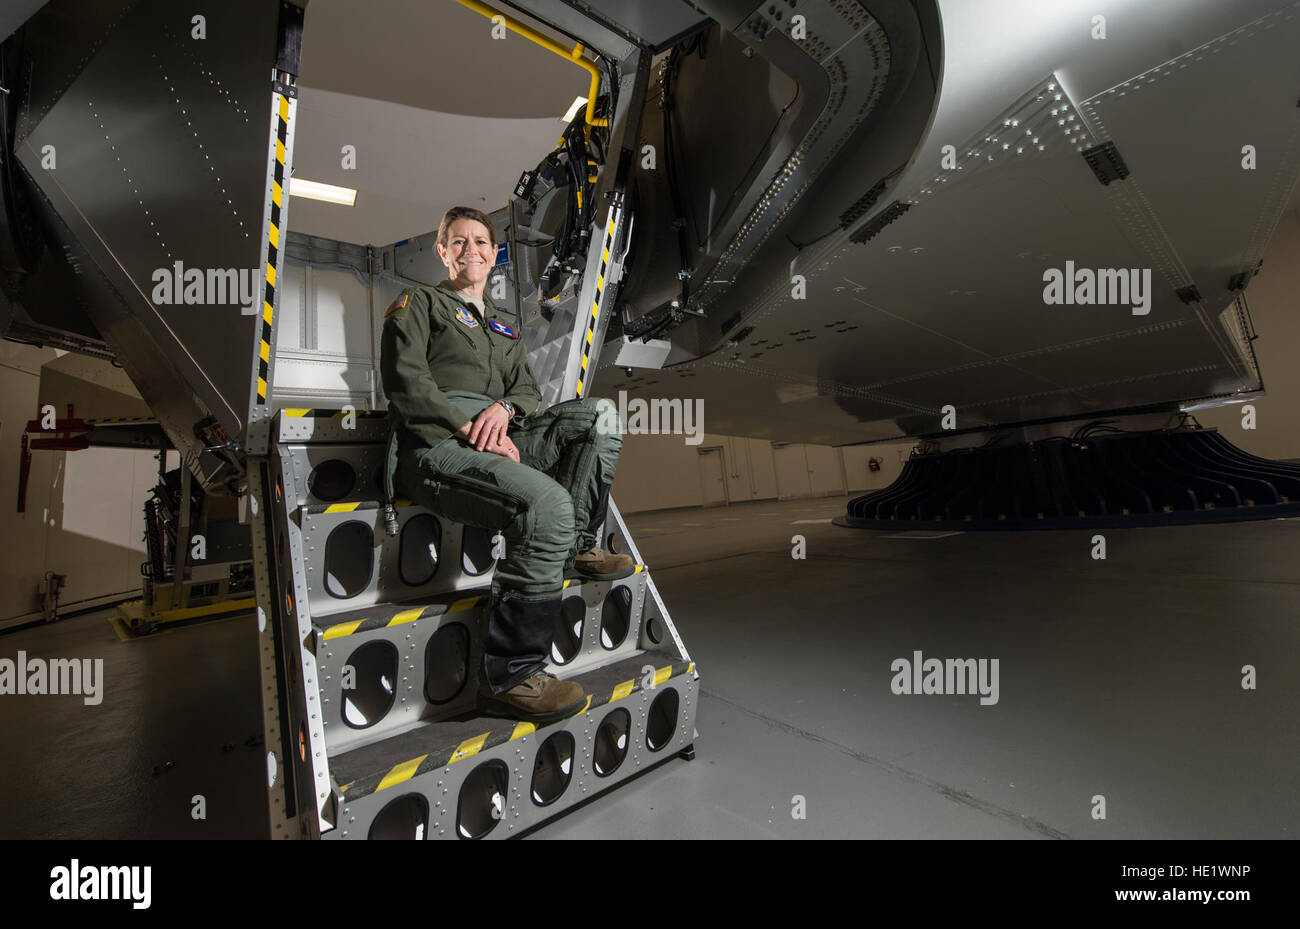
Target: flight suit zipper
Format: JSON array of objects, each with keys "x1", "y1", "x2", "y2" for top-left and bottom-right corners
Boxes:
[
  {"x1": 446, "y1": 311, "x2": 479, "y2": 352},
  {"x1": 486, "y1": 314, "x2": 499, "y2": 394},
  {"x1": 429, "y1": 466, "x2": 528, "y2": 519}
]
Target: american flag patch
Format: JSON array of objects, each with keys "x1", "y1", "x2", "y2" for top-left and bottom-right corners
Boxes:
[
  {"x1": 488, "y1": 318, "x2": 517, "y2": 339},
  {"x1": 384, "y1": 293, "x2": 409, "y2": 318}
]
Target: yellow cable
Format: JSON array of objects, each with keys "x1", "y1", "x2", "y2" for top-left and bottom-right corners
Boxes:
[{"x1": 454, "y1": 0, "x2": 610, "y2": 133}]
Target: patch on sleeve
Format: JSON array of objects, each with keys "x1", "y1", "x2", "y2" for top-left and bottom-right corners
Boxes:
[
  {"x1": 384, "y1": 293, "x2": 410, "y2": 318},
  {"x1": 488, "y1": 318, "x2": 517, "y2": 339}
]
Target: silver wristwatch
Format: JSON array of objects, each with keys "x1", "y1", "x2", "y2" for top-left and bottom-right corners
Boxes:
[{"x1": 497, "y1": 399, "x2": 515, "y2": 419}]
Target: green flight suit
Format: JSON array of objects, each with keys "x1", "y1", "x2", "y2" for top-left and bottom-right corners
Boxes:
[{"x1": 379, "y1": 279, "x2": 623, "y2": 692}]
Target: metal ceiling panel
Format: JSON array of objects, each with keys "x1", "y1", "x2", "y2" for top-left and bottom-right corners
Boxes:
[{"x1": 606, "y1": 0, "x2": 1296, "y2": 444}]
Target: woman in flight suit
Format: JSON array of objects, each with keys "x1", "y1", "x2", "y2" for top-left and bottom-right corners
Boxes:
[{"x1": 381, "y1": 206, "x2": 634, "y2": 724}]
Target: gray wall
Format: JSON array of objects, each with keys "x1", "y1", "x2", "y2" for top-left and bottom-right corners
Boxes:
[
  {"x1": 1195, "y1": 204, "x2": 1300, "y2": 460},
  {"x1": 0, "y1": 344, "x2": 159, "y2": 623},
  {"x1": 610, "y1": 430, "x2": 913, "y2": 514}
]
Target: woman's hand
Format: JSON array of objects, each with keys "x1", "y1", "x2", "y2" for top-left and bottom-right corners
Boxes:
[
  {"x1": 483, "y1": 434, "x2": 520, "y2": 462},
  {"x1": 468, "y1": 402, "x2": 511, "y2": 452}
]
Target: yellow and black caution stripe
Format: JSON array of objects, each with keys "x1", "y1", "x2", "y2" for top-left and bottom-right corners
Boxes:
[
  {"x1": 257, "y1": 93, "x2": 292, "y2": 404},
  {"x1": 318, "y1": 595, "x2": 483, "y2": 641},
  {"x1": 302, "y1": 498, "x2": 414, "y2": 516},
  {"x1": 337, "y1": 659, "x2": 693, "y2": 802},
  {"x1": 575, "y1": 212, "x2": 618, "y2": 398},
  {"x1": 84, "y1": 416, "x2": 158, "y2": 424},
  {"x1": 281, "y1": 408, "x2": 388, "y2": 419},
  {"x1": 306, "y1": 500, "x2": 378, "y2": 516}
]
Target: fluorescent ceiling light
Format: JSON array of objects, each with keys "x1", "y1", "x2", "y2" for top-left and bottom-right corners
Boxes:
[
  {"x1": 562, "y1": 96, "x2": 588, "y2": 121},
  {"x1": 288, "y1": 178, "x2": 357, "y2": 206}
]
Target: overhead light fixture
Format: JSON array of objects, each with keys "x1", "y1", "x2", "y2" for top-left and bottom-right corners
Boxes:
[
  {"x1": 562, "y1": 96, "x2": 588, "y2": 121},
  {"x1": 288, "y1": 178, "x2": 357, "y2": 206}
]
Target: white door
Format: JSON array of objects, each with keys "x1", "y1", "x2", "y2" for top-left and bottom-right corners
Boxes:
[
  {"x1": 698, "y1": 448, "x2": 727, "y2": 506},
  {"x1": 773, "y1": 444, "x2": 812, "y2": 499}
]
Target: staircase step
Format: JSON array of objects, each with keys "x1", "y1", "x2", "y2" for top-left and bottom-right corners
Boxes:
[
  {"x1": 313, "y1": 591, "x2": 487, "y2": 639},
  {"x1": 277, "y1": 407, "x2": 388, "y2": 444},
  {"x1": 331, "y1": 649, "x2": 693, "y2": 804}
]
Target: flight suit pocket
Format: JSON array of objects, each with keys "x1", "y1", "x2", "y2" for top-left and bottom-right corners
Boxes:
[
  {"x1": 435, "y1": 318, "x2": 476, "y2": 354},
  {"x1": 417, "y1": 443, "x2": 528, "y2": 529},
  {"x1": 439, "y1": 308, "x2": 480, "y2": 351}
]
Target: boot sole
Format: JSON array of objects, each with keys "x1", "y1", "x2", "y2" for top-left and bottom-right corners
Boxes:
[
  {"x1": 565, "y1": 563, "x2": 639, "y2": 582},
  {"x1": 476, "y1": 692, "x2": 588, "y2": 725}
]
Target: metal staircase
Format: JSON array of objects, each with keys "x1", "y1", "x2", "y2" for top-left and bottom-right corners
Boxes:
[
  {"x1": 0, "y1": 0, "x2": 697, "y2": 838},
  {"x1": 248, "y1": 409, "x2": 696, "y2": 839}
]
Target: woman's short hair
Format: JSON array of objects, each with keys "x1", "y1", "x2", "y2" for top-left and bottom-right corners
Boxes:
[{"x1": 438, "y1": 206, "x2": 497, "y2": 250}]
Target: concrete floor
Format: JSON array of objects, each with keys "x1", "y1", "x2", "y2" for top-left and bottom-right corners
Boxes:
[{"x1": 2, "y1": 495, "x2": 1297, "y2": 839}]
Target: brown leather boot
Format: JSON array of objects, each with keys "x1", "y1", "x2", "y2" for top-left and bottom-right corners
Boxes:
[
  {"x1": 477, "y1": 670, "x2": 587, "y2": 724},
  {"x1": 569, "y1": 545, "x2": 636, "y2": 580}
]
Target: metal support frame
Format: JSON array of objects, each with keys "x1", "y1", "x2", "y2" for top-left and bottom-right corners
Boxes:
[
  {"x1": 247, "y1": 461, "x2": 298, "y2": 839},
  {"x1": 541, "y1": 44, "x2": 648, "y2": 406},
  {"x1": 245, "y1": 64, "x2": 301, "y2": 457},
  {"x1": 172, "y1": 462, "x2": 191, "y2": 610}
]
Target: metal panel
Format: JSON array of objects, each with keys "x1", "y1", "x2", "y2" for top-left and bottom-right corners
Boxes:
[
  {"x1": 282, "y1": 443, "x2": 387, "y2": 507},
  {"x1": 17, "y1": 0, "x2": 279, "y2": 472},
  {"x1": 0, "y1": 0, "x2": 48, "y2": 46},
  {"x1": 265, "y1": 446, "x2": 336, "y2": 834},
  {"x1": 316, "y1": 596, "x2": 487, "y2": 755},
  {"x1": 246, "y1": 461, "x2": 297, "y2": 838},
  {"x1": 561, "y1": 0, "x2": 711, "y2": 52},
  {"x1": 273, "y1": 260, "x2": 377, "y2": 409},
  {"x1": 601, "y1": 0, "x2": 1297, "y2": 445},
  {"x1": 499, "y1": 0, "x2": 637, "y2": 61},
  {"x1": 605, "y1": 498, "x2": 692, "y2": 664},
  {"x1": 327, "y1": 658, "x2": 698, "y2": 839},
  {"x1": 276, "y1": 408, "x2": 388, "y2": 443},
  {"x1": 552, "y1": 570, "x2": 648, "y2": 674}
]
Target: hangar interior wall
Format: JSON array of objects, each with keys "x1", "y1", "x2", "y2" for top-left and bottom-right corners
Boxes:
[
  {"x1": 0, "y1": 342, "x2": 59, "y2": 622},
  {"x1": 610, "y1": 432, "x2": 914, "y2": 515},
  {"x1": 2, "y1": 204, "x2": 1297, "y2": 621},
  {"x1": 1195, "y1": 205, "x2": 1300, "y2": 460},
  {"x1": 0, "y1": 343, "x2": 166, "y2": 623}
]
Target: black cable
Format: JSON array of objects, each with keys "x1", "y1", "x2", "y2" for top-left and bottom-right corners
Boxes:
[
  {"x1": 1073, "y1": 418, "x2": 1135, "y2": 442},
  {"x1": 785, "y1": 226, "x2": 841, "y2": 250},
  {"x1": 550, "y1": 117, "x2": 582, "y2": 265},
  {"x1": 661, "y1": 46, "x2": 693, "y2": 308}
]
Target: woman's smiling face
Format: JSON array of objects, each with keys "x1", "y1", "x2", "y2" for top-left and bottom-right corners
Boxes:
[{"x1": 438, "y1": 217, "x2": 496, "y2": 289}]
